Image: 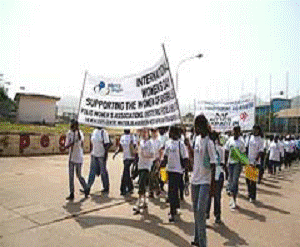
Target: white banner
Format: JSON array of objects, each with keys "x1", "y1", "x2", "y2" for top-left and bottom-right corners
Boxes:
[
  {"x1": 78, "y1": 57, "x2": 181, "y2": 128},
  {"x1": 195, "y1": 98, "x2": 255, "y2": 132}
]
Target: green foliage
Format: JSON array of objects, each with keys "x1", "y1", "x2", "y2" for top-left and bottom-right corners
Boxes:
[
  {"x1": 0, "y1": 87, "x2": 8, "y2": 101},
  {"x1": 0, "y1": 122, "x2": 123, "y2": 135}
]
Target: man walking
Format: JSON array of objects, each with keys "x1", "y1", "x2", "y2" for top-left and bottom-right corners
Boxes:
[{"x1": 85, "y1": 127, "x2": 111, "y2": 195}]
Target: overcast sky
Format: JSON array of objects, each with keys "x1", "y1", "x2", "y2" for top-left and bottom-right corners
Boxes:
[{"x1": 0, "y1": 0, "x2": 300, "y2": 113}]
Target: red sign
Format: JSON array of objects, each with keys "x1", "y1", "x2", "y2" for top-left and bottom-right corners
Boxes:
[
  {"x1": 20, "y1": 134, "x2": 30, "y2": 149},
  {"x1": 59, "y1": 135, "x2": 66, "y2": 152},
  {"x1": 40, "y1": 135, "x2": 50, "y2": 148}
]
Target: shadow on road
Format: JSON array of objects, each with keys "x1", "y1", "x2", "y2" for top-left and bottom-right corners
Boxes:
[
  {"x1": 260, "y1": 181, "x2": 282, "y2": 189},
  {"x1": 253, "y1": 201, "x2": 290, "y2": 215},
  {"x1": 180, "y1": 200, "x2": 193, "y2": 213},
  {"x1": 89, "y1": 193, "x2": 115, "y2": 205},
  {"x1": 208, "y1": 223, "x2": 249, "y2": 246},
  {"x1": 63, "y1": 198, "x2": 87, "y2": 216},
  {"x1": 256, "y1": 187, "x2": 283, "y2": 197},
  {"x1": 236, "y1": 205, "x2": 266, "y2": 222},
  {"x1": 75, "y1": 213, "x2": 191, "y2": 247}
]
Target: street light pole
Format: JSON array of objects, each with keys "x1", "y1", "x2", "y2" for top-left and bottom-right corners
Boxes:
[
  {"x1": 175, "y1": 54, "x2": 203, "y2": 92},
  {"x1": 269, "y1": 74, "x2": 272, "y2": 133}
]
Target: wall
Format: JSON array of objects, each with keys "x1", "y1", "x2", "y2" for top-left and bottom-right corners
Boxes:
[
  {"x1": 17, "y1": 96, "x2": 57, "y2": 124},
  {"x1": 0, "y1": 132, "x2": 119, "y2": 157}
]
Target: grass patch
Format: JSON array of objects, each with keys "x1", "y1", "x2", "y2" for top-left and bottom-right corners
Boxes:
[{"x1": 0, "y1": 122, "x2": 123, "y2": 136}]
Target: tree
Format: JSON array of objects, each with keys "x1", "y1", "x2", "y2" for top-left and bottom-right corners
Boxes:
[{"x1": 0, "y1": 87, "x2": 16, "y2": 119}]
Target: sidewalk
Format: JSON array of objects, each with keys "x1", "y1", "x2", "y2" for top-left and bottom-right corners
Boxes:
[{"x1": 0, "y1": 154, "x2": 300, "y2": 246}]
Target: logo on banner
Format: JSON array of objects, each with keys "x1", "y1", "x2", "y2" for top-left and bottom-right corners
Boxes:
[
  {"x1": 240, "y1": 112, "x2": 249, "y2": 122},
  {"x1": 93, "y1": 81, "x2": 123, "y2": 96}
]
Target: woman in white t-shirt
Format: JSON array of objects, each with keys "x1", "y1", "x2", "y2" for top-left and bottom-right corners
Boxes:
[
  {"x1": 161, "y1": 125, "x2": 188, "y2": 222},
  {"x1": 133, "y1": 128, "x2": 154, "y2": 213},
  {"x1": 269, "y1": 135, "x2": 284, "y2": 175},
  {"x1": 224, "y1": 126, "x2": 246, "y2": 210},
  {"x1": 246, "y1": 125, "x2": 264, "y2": 203},
  {"x1": 206, "y1": 131, "x2": 225, "y2": 224},
  {"x1": 64, "y1": 120, "x2": 87, "y2": 200},
  {"x1": 113, "y1": 129, "x2": 137, "y2": 196},
  {"x1": 187, "y1": 115, "x2": 216, "y2": 247}
]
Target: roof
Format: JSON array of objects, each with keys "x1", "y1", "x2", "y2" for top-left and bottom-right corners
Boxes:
[
  {"x1": 14, "y1": 93, "x2": 60, "y2": 102},
  {"x1": 276, "y1": 108, "x2": 300, "y2": 118}
]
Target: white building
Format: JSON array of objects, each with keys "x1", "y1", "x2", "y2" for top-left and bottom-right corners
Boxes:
[{"x1": 14, "y1": 93, "x2": 60, "y2": 125}]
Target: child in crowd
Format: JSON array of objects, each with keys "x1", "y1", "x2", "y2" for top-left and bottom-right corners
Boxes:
[{"x1": 133, "y1": 128, "x2": 154, "y2": 214}]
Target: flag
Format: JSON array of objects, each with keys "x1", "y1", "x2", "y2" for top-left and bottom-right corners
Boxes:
[{"x1": 231, "y1": 147, "x2": 249, "y2": 166}]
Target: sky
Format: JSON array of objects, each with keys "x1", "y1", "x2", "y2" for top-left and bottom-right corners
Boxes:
[{"x1": 0, "y1": 0, "x2": 300, "y2": 114}]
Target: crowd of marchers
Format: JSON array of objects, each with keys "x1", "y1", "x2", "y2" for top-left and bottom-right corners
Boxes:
[{"x1": 63, "y1": 117, "x2": 300, "y2": 247}]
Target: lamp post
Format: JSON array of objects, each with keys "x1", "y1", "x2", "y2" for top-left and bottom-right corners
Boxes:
[
  {"x1": 269, "y1": 74, "x2": 272, "y2": 133},
  {"x1": 175, "y1": 54, "x2": 203, "y2": 92}
]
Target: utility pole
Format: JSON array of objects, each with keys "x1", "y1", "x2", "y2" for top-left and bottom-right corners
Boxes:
[
  {"x1": 269, "y1": 74, "x2": 272, "y2": 133},
  {"x1": 286, "y1": 71, "x2": 289, "y2": 100}
]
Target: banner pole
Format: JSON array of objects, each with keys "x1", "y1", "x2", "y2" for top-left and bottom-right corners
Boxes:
[
  {"x1": 161, "y1": 43, "x2": 184, "y2": 128},
  {"x1": 77, "y1": 70, "x2": 88, "y2": 121}
]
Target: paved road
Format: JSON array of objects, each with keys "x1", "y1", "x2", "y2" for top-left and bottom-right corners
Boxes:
[{"x1": 0, "y1": 154, "x2": 300, "y2": 247}]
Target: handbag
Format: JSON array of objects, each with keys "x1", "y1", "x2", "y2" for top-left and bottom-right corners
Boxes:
[
  {"x1": 160, "y1": 167, "x2": 168, "y2": 183},
  {"x1": 244, "y1": 165, "x2": 259, "y2": 182}
]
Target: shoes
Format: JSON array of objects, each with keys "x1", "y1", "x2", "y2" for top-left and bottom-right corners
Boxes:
[
  {"x1": 249, "y1": 198, "x2": 255, "y2": 203},
  {"x1": 120, "y1": 192, "x2": 126, "y2": 196},
  {"x1": 149, "y1": 192, "x2": 154, "y2": 198},
  {"x1": 85, "y1": 188, "x2": 90, "y2": 197},
  {"x1": 80, "y1": 188, "x2": 90, "y2": 198},
  {"x1": 191, "y1": 241, "x2": 200, "y2": 246},
  {"x1": 169, "y1": 214, "x2": 175, "y2": 223},
  {"x1": 230, "y1": 198, "x2": 236, "y2": 210},
  {"x1": 66, "y1": 193, "x2": 74, "y2": 200},
  {"x1": 215, "y1": 218, "x2": 222, "y2": 224}
]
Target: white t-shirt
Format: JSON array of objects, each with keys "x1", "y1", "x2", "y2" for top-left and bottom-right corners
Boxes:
[
  {"x1": 247, "y1": 135, "x2": 264, "y2": 165},
  {"x1": 224, "y1": 136, "x2": 246, "y2": 164},
  {"x1": 164, "y1": 140, "x2": 188, "y2": 174},
  {"x1": 120, "y1": 134, "x2": 137, "y2": 160},
  {"x1": 215, "y1": 144, "x2": 225, "y2": 181},
  {"x1": 269, "y1": 141, "x2": 283, "y2": 162},
  {"x1": 191, "y1": 136, "x2": 217, "y2": 185},
  {"x1": 159, "y1": 133, "x2": 169, "y2": 149},
  {"x1": 138, "y1": 139, "x2": 154, "y2": 171},
  {"x1": 151, "y1": 137, "x2": 162, "y2": 160},
  {"x1": 264, "y1": 139, "x2": 270, "y2": 151},
  {"x1": 279, "y1": 141, "x2": 285, "y2": 155},
  {"x1": 91, "y1": 129, "x2": 110, "y2": 157},
  {"x1": 285, "y1": 140, "x2": 295, "y2": 153},
  {"x1": 65, "y1": 130, "x2": 84, "y2": 163}
]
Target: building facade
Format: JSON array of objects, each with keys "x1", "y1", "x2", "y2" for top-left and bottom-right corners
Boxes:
[{"x1": 14, "y1": 93, "x2": 60, "y2": 125}]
